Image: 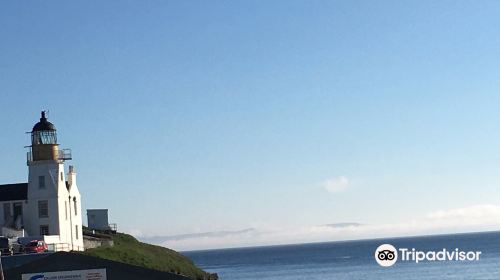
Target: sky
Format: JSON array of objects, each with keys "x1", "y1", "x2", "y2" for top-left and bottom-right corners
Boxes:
[{"x1": 2, "y1": 1, "x2": 500, "y2": 251}]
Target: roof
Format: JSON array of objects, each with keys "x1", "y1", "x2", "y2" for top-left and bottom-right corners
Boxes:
[
  {"x1": 4, "y1": 252, "x2": 191, "y2": 280},
  {"x1": 0, "y1": 183, "x2": 28, "y2": 202},
  {"x1": 32, "y1": 111, "x2": 56, "y2": 132}
]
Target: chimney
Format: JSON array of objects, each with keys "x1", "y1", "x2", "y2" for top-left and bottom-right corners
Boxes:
[{"x1": 68, "y1": 165, "x2": 77, "y2": 187}]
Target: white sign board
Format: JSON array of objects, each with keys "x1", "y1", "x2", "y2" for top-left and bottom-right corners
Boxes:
[{"x1": 22, "y1": 268, "x2": 106, "y2": 280}]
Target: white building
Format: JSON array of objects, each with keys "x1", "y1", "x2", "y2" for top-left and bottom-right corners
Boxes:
[
  {"x1": 87, "y1": 209, "x2": 115, "y2": 231},
  {"x1": 0, "y1": 111, "x2": 84, "y2": 251}
]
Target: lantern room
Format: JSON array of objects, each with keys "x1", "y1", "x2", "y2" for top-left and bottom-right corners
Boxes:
[
  {"x1": 32, "y1": 111, "x2": 57, "y2": 145},
  {"x1": 27, "y1": 111, "x2": 71, "y2": 164}
]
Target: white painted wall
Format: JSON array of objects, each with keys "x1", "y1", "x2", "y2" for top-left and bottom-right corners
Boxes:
[
  {"x1": 26, "y1": 160, "x2": 63, "y2": 238},
  {"x1": 25, "y1": 160, "x2": 84, "y2": 251},
  {"x1": 67, "y1": 168, "x2": 84, "y2": 250},
  {"x1": 1, "y1": 226, "x2": 25, "y2": 238}
]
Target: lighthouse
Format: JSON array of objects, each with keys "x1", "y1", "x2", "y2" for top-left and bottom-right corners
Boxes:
[
  {"x1": 26, "y1": 111, "x2": 84, "y2": 250},
  {"x1": 0, "y1": 111, "x2": 84, "y2": 251}
]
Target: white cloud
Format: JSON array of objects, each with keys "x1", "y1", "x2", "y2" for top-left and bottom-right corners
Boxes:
[
  {"x1": 123, "y1": 228, "x2": 144, "y2": 238},
  {"x1": 322, "y1": 176, "x2": 349, "y2": 193},
  {"x1": 427, "y1": 204, "x2": 500, "y2": 226},
  {"x1": 143, "y1": 204, "x2": 500, "y2": 251}
]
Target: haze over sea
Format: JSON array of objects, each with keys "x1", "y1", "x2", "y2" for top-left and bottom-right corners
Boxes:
[{"x1": 184, "y1": 231, "x2": 500, "y2": 280}]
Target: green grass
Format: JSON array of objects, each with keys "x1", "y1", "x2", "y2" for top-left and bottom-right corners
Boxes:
[{"x1": 82, "y1": 232, "x2": 213, "y2": 280}]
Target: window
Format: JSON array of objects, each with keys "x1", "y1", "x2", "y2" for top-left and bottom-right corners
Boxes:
[
  {"x1": 3, "y1": 203, "x2": 11, "y2": 222},
  {"x1": 13, "y1": 202, "x2": 22, "y2": 222},
  {"x1": 60, "y1": 172, "x2": 63, "y2": 181},
  {"x1": 73, "y1": 198, "x2": 78, "y2": 216},
  {"x1": 32, "y1": 130, "x2": 57, "y2": 145},
  {"x1": 75, "y1": 225, "x2": 79, "y2": 240},
  {"x1": 38, "y1": 200, "x2": 48, "y2": 218},
  {"x1": 65, "y1": 201, "x2": 68, "y2": 220},
  {"x1": 40, "y1": 225, "x2": 49, "y2": 235},
  {"x1": 38, "y1": 176, "x2": 45, "y2": 189}
]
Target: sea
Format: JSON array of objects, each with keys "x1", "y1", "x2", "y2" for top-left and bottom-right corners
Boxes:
[{"x1": 183, "y1": 231, "x2": 500, "y2": 280}]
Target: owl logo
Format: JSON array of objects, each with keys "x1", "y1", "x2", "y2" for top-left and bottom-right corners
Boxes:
[
  {"x1": 377, "y1": 249, "x2": 396, "y2": 261},
  {"x1": 375, "y1": 244, "x2": 398, "y2": 267}
]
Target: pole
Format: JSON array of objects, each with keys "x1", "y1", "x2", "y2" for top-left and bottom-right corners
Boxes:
[
  {"x1": 69, "y1": 196, "x2": 74, "y2": 251},
  {"x1": 0, "y1": 251, "x2": 5, "y2": 280}
]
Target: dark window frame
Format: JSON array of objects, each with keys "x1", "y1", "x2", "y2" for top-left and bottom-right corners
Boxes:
[
  {"x1": 40, "y1": 225, "x2": 49, "y2": 235},
  {"x1": 38, "y1": 176, "x2": 46, "y2": 189},
  {"x1": 38, "y1": 200, "x2": 49, "y2": 218}
]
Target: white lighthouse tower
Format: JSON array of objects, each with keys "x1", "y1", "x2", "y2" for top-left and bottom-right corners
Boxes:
[{"x1": 24, "y1": 111, "x2": 84, "y2": 251}]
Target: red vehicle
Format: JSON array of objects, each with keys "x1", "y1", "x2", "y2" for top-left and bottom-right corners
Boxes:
[{"x1": 24, "y1": 240, "x2": 48, "y2": 253}]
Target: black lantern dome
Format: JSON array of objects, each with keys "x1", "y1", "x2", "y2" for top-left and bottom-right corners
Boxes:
[
  {"x1": 31, "y1": 111, "x2": 57, "y2": 145},
  {"x1": 33, "y1": 111, "x2": 56, "y2": 132}
]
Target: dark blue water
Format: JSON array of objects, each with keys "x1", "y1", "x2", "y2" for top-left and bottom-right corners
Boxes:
[{"x1": 184, "y1": 231, "x2": 500, "y2": 279}]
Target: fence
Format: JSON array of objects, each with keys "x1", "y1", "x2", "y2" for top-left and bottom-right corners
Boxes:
[{"x1": 47, "y1": 243, "x2": 85, "y2": 252}]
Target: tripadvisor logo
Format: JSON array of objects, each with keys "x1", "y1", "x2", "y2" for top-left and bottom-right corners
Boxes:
[{"x1": 375, "y1": 244, "x2": 482, "y2": 267}]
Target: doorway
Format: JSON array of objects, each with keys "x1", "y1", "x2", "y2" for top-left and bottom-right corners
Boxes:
[{"x1": 13, "y1": 202, "x2": 23, "y2": 228}]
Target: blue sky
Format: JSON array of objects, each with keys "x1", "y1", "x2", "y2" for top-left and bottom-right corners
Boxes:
[{"x1": 2, "y1": 1, "x2": 500, "y2": 250}]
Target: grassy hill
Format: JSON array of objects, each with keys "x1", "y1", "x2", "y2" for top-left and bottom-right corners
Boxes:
[{"x1": 82, "y1": 232, "x2": 215, "y2": 280}]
